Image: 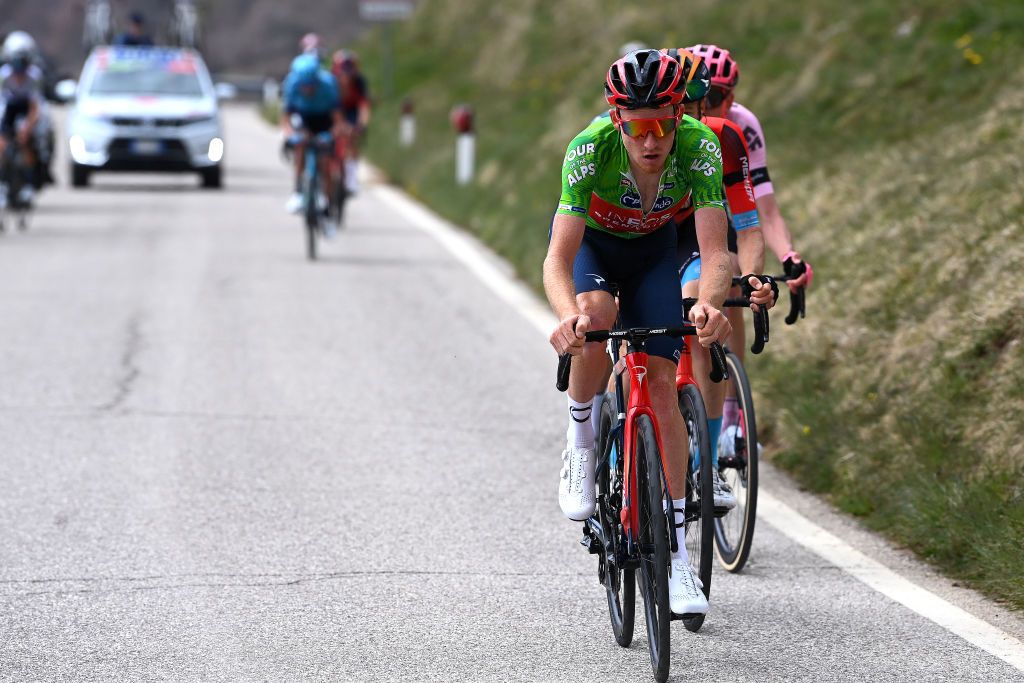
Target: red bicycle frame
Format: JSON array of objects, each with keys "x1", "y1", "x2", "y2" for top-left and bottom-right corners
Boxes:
[{"x1": 617, "y1": 348, "x2": 672, "y2": 543}]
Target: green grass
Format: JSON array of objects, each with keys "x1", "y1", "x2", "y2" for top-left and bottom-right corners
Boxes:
[{"x1": 357, "y1": 0, "x2": 1024, "y2": 609}]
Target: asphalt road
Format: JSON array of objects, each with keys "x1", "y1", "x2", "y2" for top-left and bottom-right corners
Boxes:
[{"x1": 0, "y1": 106, "x2": 1022, "y2": 682}]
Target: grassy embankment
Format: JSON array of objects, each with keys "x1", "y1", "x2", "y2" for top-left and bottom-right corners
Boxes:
[{"x1": 356, "y1": 1, "x2": 1024, "y2": 608}]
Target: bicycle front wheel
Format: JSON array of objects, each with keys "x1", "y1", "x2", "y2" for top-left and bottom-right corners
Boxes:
[
  {"x1": 596, "y1": 393, "x2": 634, "y2": 647},
  {"x1": 714, "y1": 350, "x2": 759, "y2": 572},
  {"x1": 635, "y1": 413, "x2": 671, "y2": 683},
  {"x1": 303, "y1": 172, "x2": 318, "y2": 261},
  {"x1": 678, "y1": 383, "x2": 714, "y2": 632}
]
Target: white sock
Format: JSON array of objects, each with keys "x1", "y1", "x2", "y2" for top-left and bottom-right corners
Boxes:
[
  {"x1": 665, "y1": 497, "x2": 689, "y2": 564},
  {"x1": 591, "y1": 392, "x2": 605, "y2": 438},
  {"x1": 566, "y1": 396, "x2": 595, "y2": 450}
]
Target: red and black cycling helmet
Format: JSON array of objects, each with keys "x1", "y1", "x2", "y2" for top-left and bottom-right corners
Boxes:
[
  {"x1": 605, "y1": 49, "x2": 687, "y2": 110},
  {"x1": 661, "y1": 48, "x2": 711, "y2": 104},
  {"x1": 686, "y1": 44, "x2": 739, "y2": 90}
]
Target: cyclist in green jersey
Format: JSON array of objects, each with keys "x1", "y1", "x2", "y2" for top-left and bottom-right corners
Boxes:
[{"x1": 544, "y1": 49, "x2": 732, "y2": 615}]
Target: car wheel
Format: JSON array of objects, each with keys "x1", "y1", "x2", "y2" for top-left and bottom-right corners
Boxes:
[
  {"x1": 70, "y1": 163, "x2": 90, "y2": 188},
  {"x1": 200, "y1": 165, "x2": 222, "y2": 189}
]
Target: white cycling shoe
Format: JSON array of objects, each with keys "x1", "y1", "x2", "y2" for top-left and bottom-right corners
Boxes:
[
  {"x1": 712, "y1": 469, "x2": 737, "y2": 511},
  {"x1": 285, "y1": 192, "x2": 303, "y2": 214},
  {"x1": 558, "y1": 446, "x2": 596, "y2": 521},
  {"x1": 669, "y1": 562, "x2": 708, "y2": 615},
  {"x1": 718, "y1": 424, "x2": 763, "y2": 460}
]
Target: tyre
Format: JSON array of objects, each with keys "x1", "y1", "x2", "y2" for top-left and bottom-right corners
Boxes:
[
  {"x1": 678, "y1": 383, "x2": 714, "y2": 632},
  {"x1": 200, "y1": 165, "x2": 222, "y2": 189},
  {"x1": 635, "y1": 413, "x2": 671, "y2": 683},
  {"x1": 714, "y1": 351, "x2": 759, "y2": 573},
  {"x1": 303, "y1": 173, "x2": 318, "y2": 261},
  {"x1": 70, "y1": 163, "x2": 90, "y2": 188},
  {"x1": 596, "y1": 393, "x2": 635, "y2": 647}
]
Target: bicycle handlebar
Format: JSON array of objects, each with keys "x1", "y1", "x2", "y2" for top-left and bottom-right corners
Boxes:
[
  {"x1": 556, "y1": 327, "x2": 728, "y2": 392},
  {"x1": 768, "y1": 271, "x2": 806, "y2": 325},
  {"x1": 684, "y1": 295, "x2": 768, "y2": 355}
]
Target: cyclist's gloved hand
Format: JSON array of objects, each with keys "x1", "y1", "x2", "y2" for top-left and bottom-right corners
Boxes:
[
  {"x1": 688, "y1": 303, "x2": 731, "y2": 347},
  {"x1": 741, "y1": 274, "x2": 778, "y2": 310},
  {"x1": 550, "y1": 313, "x2": 590, "y2": 356},
  {"x1": 783, "y1": 251, "x2": 813, "y2": 293}
]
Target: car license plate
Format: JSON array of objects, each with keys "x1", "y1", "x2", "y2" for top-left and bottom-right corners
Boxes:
[{"x1": 132, "y1": 139, "x2": 163, "y2": 155}]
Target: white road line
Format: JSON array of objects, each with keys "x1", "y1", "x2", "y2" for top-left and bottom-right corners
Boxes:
[{"x1": 371, "y1": 179, "x2": 1024, "y2": 673}]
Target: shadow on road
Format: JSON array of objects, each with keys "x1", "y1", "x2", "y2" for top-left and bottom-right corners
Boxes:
[{"x1": 305, "y1": 253, "x2": 455, "y2": 269}]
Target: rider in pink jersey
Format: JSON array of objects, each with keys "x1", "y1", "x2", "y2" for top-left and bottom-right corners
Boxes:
[
  {"x1": 687, "y1": 44, "x2": 813, "y2": 293},
  {"x1": 687, "y1": 44, "x2": 812, "y2": 445}
]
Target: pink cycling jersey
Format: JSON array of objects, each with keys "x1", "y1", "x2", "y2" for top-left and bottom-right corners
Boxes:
[{"x1": 726, "y1": 102, "x2": 774, "y2": 200}]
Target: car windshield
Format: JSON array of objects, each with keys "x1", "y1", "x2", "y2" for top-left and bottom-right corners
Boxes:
[{"x1": 87, "y1": 50, "x2": 206, "y2": 97}]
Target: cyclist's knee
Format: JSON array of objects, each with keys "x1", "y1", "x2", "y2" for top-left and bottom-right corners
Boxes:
[{"x1": 577, "y1": 291, "x2": 616, "y2": 329}]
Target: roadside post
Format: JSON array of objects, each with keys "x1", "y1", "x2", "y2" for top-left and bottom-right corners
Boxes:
[
  {"x1": 359, "y1": 0, "x2": 415, "y2": 98},
  {"x1": 400, "y1": 97, "x2": 415, "y2": 147},
  {"x1": 450, "y1": 104, "x2": 474, "y2": 185}
]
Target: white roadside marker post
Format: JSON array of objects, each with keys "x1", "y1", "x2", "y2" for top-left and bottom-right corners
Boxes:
[
  {"x1": 451, "y1": 104, "x2": 475, "y2": 185},
  {"x1": 400, "y1": 97, "x2": 415, "y2": 147}
]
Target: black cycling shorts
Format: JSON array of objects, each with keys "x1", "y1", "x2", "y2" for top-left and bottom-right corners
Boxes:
[
  {"x1": 294, "y1": 111, "x2": 333, "y2": 135},
  {"x1": 568, "y1": 226, "x2": 684, "y2": 363},
  {"x1": 676, "y1": 213, "x2": 738, "y2": 286}
]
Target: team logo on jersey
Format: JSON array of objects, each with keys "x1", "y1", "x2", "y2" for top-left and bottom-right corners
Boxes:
[
  {"x1": 689, "y1": 159, "x2": 718, "y2": 177},
  {"x1": 564, "y1": 142, "x2": 596, "y2": 163},
  {"x1": 566, "y1": 162, "x2": 596, "y2": 187},
  {"x1": 620, "y1": 192, "x2": 641, "y2": 209},
  {"x1": 743, "y1": 126, "x2": 763, "y2": 151},
  {"x1": 698, "y1": 138, "x2": 723, "y2": 160},
  {"x1": 651, "y1": 196, "x2": 674, "y2": 212}
]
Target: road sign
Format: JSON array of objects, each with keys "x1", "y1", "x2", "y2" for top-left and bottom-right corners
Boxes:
[{"x1": 359, "y1": 0, "x2": 415, "y2": 22}]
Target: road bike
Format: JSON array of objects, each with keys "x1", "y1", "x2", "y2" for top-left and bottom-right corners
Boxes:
[
  {"x1": 0, "y1": 139, "x2": 35, "y2": 233},
  {"x1": 558, "y1": 326, "x2": 726, "y2": 683},
  {"x1": 326, "y1": 132, "x2": 350, "y2": 231},
  {"x1": 688, "y1": 285, "x2": 771, "y2": 573},
  {"x1": 286, "y1": 131, "x2": 334, "y2": 261}
]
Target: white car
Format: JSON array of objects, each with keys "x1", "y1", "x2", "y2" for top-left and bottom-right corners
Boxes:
[{"x1": 65, "y1": 46, "x2": 224, "y2": 188}]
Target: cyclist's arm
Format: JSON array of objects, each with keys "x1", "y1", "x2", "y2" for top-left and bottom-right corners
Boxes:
[
  {"x1": 543, "y1": 213, "x2": 585, "y2": 321},
  {"x1": 735, "y1": 226, "x2": 764, "y2": 276},
  {"x1": 757, "y1": 192, "x2": 797, "y2": 262},
  {"x1": 693, "y1": 206, "x2": 731, "y2": 309}
]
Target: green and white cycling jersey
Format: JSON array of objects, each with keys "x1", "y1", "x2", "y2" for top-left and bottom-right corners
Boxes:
[{"x1": 556, "y1": 115, "x2": 725, "y2": 239}]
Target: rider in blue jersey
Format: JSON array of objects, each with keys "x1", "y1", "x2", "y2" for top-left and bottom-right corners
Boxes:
[{"x1": 280, "y1": 54, "x2": 343, "y2": 214}]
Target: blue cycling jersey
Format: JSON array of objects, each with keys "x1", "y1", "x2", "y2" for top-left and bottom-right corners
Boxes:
[{"x1": 282, "y1": 70, "x2": 339, "y2": 116}]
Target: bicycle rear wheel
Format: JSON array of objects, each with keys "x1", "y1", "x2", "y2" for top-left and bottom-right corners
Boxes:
[
  {"x1": 714, "y1": 350, "x2": 759, "y2": 572},
  {"x1": 635, "y1": 413, "x2": 671, "y2": 683},
  {"x1": 596, "y1": 393, "x2": 634, "y2": 647},
  {"x1": 678, "y1": 383, "x2": 714, "y2": 632}
]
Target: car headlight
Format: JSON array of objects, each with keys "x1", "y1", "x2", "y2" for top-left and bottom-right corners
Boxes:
[{"x1": 207, "y1": 137, "x2": 224, "y2": 163}]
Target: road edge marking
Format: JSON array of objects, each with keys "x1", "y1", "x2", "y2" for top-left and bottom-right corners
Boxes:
[
  {"x1": 759, "y1": 491, "x2": 1024, "y2": 672},
  {"x1": 372, "y1": 178, "x2": 1024, "y2": 673}
]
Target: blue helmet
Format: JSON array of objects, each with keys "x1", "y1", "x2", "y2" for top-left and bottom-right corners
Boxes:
[{"x1": 291, "y1": 53, "x2": 320, "y2": 85}]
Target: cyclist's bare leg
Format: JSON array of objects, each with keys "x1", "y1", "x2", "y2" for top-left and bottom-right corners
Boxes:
[
  {"x1": 293, "y1": 142, "x2": 306, "y2": 192},
  {"x1": 649, "y1": 355, "x2": 690, "y2": 498},
  {"x1": 683, "y1": 278, "x2": 726, "y2": 425},
  {"x1": 568, "y1": 290, "x2": 617, "y2": 401}
]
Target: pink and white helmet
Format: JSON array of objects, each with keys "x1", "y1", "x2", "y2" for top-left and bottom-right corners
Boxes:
[{"x1": 686, "y1": 44, "x2": 739, "y2": 90}]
